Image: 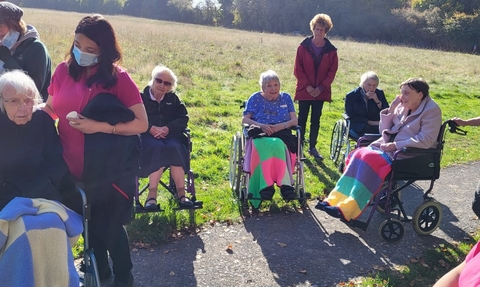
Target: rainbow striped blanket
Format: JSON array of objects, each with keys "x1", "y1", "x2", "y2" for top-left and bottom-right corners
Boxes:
[
  {"x1": 245, "y1": 137, "x2": 295, "y2": 208},
  {"x1": 322, "y1": 147, "x2": 392, "y2": 220},
  {"x1": 0, "y1": 197, "x2": 83, "y2": 287}
]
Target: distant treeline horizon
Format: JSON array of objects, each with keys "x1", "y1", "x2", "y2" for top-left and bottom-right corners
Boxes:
[{"x1": 13, "y1": 0, "x2": 480, "y2": 53}]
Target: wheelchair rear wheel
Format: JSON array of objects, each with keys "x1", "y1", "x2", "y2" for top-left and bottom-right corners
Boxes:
[
  {"x1": 329, "y1": 120, "x2": 345, "y2": 165},
  {"x1": 379, "y1": 218, "x2": 404, "y2": 242},
  {"x1": 412, "y1": 199, "x2": 442, "y2": 236},
  {"x1": 229, "y1": 132, "x2": 243, "y2": 196}
]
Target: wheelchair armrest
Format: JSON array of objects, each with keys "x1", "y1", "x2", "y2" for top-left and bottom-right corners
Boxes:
[
  {"x1": 400, "y1": 147, "x2": 439, "y2": 155},
  {"x1": 342, "y1": 113, "x2": 350, "y2": 121},
  {"x1": 357, "y1": 133, "x2": 381, "y2": 147}
]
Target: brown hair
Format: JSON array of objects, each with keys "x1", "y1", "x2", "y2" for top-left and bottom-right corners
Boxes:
[{"x1": 309, "y1": 13, "x2": 333, "y2": 33}]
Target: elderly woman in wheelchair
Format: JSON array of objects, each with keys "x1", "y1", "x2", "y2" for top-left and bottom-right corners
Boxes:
[
  {"x1": 0, "y1": 70, "x2": 82, "y2": 286},
  {"x1": 317, "y1": 78, "x2": 444, "y2": 241},
  {"x1": 139, "y1": 65, "x2": 196, "y2": 210},
  {"x1": 241, "y1": 70, "x2": 299, "y2": 205}
]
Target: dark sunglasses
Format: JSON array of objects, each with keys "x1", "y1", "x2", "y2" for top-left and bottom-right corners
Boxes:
[{"x1": 154, "y1": 78, "x2": 172, "y2": 87}]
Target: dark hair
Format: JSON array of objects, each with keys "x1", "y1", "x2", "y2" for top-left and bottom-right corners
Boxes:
[
  {"x1": 4, "y1": 18, "x2": 26, "y2": 34},
  {"x1": 67, "y1": 14, "x2": 122, "y2": 89},
  {"x1": 400, "y1": 78, "x2": 429, "y2": 99}
]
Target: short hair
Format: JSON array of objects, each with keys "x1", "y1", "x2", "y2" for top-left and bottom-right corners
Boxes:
[
  {"x1": 259, "y1": 70, "x2": 280, "y2": 91},
  {"x1": 149, "y1": 65, "x2": 178, "y2": 91},
  {"x1": 309, "y1": 14, "x2": 333, "y2": 33},
  {"x1": 0, "y1": 70, "x2": 42, "y2": 113},
  {"x1": 359, "y1": 71, "x2": 379, "y2": 87},
  {"x1": 400, "y1": 78, "x2": 429, "y2": 99},
  {"x1": 68, "y1": 14, "x2": 122, "y2": 89}
]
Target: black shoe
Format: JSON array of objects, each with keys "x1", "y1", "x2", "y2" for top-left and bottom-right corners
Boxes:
[
  {"x1": 259, "y1": 185, "x2": 275, "y2": 200},
  {"x1": 79, "y1": 261, "x2": 111, "y2": 281},
  {"x1": 308, "y1": 148, "x2": 324, "y2": 160},
  {"x1": 113, "y1": 272, "x2": 133, "y2": 287},
  {"x1": 144, "y1": 197, "x2": 159, "y2": 210},
  {"x1": 179, "y1": 196, "x2": 194, "y2": 208},
  {"x1": 280, "y1": 185, "x2": 296, "y2": 200}
]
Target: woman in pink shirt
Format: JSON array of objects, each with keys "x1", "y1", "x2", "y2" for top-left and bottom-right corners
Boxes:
[{"x1": 43, "y1": 14, "x2": 147, "y2": 287}]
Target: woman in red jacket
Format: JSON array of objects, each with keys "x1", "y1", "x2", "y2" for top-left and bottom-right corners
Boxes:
[{"x1": 294, "y1": 13, "x2": 338, "y2": 160}]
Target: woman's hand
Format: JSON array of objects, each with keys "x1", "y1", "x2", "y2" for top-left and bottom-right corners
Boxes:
[
  {"x1": 451, "y1": 117, "x2": 467, "y2": 126},
  {"x1": 150, "y1": 125, "x2": 169, "y2": 139},
  {"x1": 260, "y1": 123, "x2": 276, "y2": 136},
  {"x1": 380, "y1": 142, "x2": 397, "y2": 152},
  {"x1": 366, "y1": 91, "x2": 379, "y2": 102},
  {"x1": 389, "y1": 95, "x2": 402, "y2": 113},
  {"x1": 68, "y1": 114, "x2": 106, "y2": 134}
]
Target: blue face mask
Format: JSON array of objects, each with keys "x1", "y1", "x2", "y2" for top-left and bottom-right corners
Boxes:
[
  {"x1": 72, "y1": 46, "x2": 99, "y2": 67},
  {"x1": 1, "y1": 30, "x2": 20, "y2": 50}
]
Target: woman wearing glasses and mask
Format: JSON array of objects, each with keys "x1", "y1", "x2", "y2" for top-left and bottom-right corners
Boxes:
[
  {"x1": 139, "y1": 65, "x2": 193, "y2": 209},
  {"x1": 242, "y1": 70, "x2": 298, "y2": 208},
  {"x1": 43, "y1": 14, "x2": 147, "y2": 287}
]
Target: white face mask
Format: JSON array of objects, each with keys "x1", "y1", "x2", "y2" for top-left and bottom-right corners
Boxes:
[
  {"x1": 1, "y1": 30, "x2": 20, "y2": 50},
  {"x1": 72, "y1": 46, "x2": 99, "y2": 67}
]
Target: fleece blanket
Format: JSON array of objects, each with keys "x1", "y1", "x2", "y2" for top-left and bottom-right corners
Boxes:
[
  {"x1": 246, "y1": 137, "x2": 295, "y2": 208},
  {"x1": 0, "y1": 197, "x2": 83, "y2": 287},
  {"x1": 321, "y1": 147, "x2": 392, "y2": 220}
]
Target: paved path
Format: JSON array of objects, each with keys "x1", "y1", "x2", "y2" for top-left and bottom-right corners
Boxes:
[{"x1": 126, "y1": 162, "x2": 480, "y2": 287}]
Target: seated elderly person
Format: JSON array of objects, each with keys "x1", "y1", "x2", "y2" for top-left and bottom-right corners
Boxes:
[
  {"x1": 345, "y1": 71, "x2": 389, "y2": 139},
  {"x1": 0, "y1": 70, "x2": 82, "y2": 286},
  {"x1": 316, "y1": 78, "x2": 442, "y2": 221},
  {"x1": 242, "y1": 70, "x2": 298, "y2": 207},
  {"x1": 139, "y1": 65, "x2": 193, "y2": 209}
]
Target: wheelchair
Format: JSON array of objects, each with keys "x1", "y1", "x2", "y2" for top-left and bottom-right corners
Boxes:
[
  {"x1": 329, "y1": 113, "x2": 361, "y2": 172},
  {"x1": 229, "y1": 119, "x2": 310, "y2": 209},
  {"x1": 134, "y1": 129, "x2": 203, "y2": 219},
  {"x1": 342, "y1": 120, "x2": 466, "y2": 242}
]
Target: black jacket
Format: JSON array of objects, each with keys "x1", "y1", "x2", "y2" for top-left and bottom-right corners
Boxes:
[
  {"x1": 141, "y1": 86, "x2": 188, "y2": 143},
  {"x1": 0, "y1": 110, "x2": 67, "y2": 210},
  {"x1": 345, "y1": 87, "x2": 389, "y2": 134}
]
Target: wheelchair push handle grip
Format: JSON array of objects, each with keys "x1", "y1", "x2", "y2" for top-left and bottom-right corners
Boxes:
[{"x1": 446, "y1": 120, "x2": 467, "y2": 135}]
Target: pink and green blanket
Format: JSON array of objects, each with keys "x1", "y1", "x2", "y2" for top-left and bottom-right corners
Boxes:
[
  {"x1": 245, "y1": 137, "x2": 295, "y2": 208},
  {"x1": 322, "y1": 147, "x2": 392, "y2": 220}
]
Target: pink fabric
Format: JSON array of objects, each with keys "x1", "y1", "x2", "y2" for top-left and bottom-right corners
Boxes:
[
  {"x1": 459, "y1": 241, "x2": 480, "y2": 287},
  {"x1": 48, "y1": 62, "x2": 142, "y2": 179},
  {"x1": 371, "y1": 96, "x2": 442, "y2": 151}
]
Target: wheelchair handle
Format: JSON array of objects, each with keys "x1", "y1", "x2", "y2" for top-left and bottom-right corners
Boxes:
[{"x1": 447, "y1": 120, "x2": 467, "y2": 136}]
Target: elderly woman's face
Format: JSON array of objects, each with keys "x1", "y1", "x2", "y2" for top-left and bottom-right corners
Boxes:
[
  {"x1": 362, "y1": 79, "x2": 378, "y2": 93},
  {"x1": 151, "y1": 71, "x2": 174, "y2": 99},
  {"x1": 262, "y1": 79, "x2": 280, "y2": 100},
  {"x1": 400, "y1": 85, "x2": 423, "y2": 112},
  {"x1": 312, "y1": 24, "x2": 326, "y2": 38},
  {"x1": 2, "y1": 85, "x2": 35, "y2": 125}
]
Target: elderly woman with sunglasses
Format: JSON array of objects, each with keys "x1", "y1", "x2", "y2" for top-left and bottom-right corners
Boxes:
[{"x1": 139, "y1": 65, "x2": 193, "y2": 209}]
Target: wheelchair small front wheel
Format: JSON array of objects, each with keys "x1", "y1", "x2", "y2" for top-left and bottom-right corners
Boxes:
[
  {"x1": 412, "y1": 199, "x2": 442, "y2": 236},
  {"x1": 379, "y1": 218, "x2": 404, "y2": 242}
]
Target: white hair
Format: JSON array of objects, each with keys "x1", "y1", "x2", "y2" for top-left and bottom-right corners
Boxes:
[
  {"x1": 0, "y1": 70, "x2": 42, "y2": 113},
  {"x1": 148, "y1": 65, "x2": 178, "y2": 91},
  {"x1": 359, "y1": 71, "x2": 379, "y2": 87}
]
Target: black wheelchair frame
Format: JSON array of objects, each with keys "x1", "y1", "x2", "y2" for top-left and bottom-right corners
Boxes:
[{"x1": 342, "y1": 120, "x2": 466, "y2": 242}]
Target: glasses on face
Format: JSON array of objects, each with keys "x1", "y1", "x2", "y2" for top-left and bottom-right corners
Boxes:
[
  {"x1": 2, "y1": 97, "x2": 35, "y2": 107},
  {"x1": 154, "y1": 78, "x2": 172, "y2": 87}
]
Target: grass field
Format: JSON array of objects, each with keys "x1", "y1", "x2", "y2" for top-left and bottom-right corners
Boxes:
[{"x1": 23, "y1": 8, "x2": 480, "y2": 286}]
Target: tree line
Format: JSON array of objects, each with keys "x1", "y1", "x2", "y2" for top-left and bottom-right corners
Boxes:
[{"x1": 12, "y1": 0, "x2": 480, "y2": 53}]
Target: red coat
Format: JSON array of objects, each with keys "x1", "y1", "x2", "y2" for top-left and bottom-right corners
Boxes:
[{"x1": 294, "y1": 37, "x2": 338, "y2": 102}]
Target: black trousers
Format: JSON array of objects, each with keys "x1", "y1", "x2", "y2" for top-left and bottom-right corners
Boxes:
[{"x1": 298, "y1": 100, "x2": 325, "y2": 149}]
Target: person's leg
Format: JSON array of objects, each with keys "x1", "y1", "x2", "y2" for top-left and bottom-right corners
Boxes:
[
  {"x1": 297, "y1": 101, "x2": 311, "y2": 145},
  {"x1": 88, "y1": 230, "x2": 112, "y2": 280},
  {"x1": 145, "y1": 167, "x2": 165, "y2": 206},
  {"x1": 171, "y1": 165, "x2": 193, "y2": 207},
  {"x1": 107, "y1": 225, "x2": 133, "y2": 286},
  {"x1": 308, "y1": 100, "x2": 324, "y2": 149}
]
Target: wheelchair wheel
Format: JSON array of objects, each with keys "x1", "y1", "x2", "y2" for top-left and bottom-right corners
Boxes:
[
  {"x1": 229, "y1": 132, "x2": 243, "y2": 196},
  {"x1": 329, "y1": 120, "x2": 345, "y2": 165},
  {"x1": 379, "y1": 218, "x2": 404, "y2": 242},
  {"x1": 412, "y1": 199, "x2": 442, "y2": 236},
  {"x1": 375, "y1": 186, "x2": 401, "y2": 214}
]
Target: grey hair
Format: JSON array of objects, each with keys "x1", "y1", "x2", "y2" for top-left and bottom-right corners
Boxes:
[
  {"x1": 0, "y1": 70, "x2": 42, "y2": 113},
  {"x1": 259, "y1": 70, "x2": 281, "y2": 91},
  {"x1": 148, "y1": 65, "x2": 178, "y2": 91},
  {"x1": 359, "y1": 71, "x2": 379, "y2": 87}
]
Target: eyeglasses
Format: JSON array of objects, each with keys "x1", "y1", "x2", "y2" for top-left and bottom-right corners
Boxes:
[
  {"x1": 154, "y1": 78, "x2": 172, "y2": 87},
  {"x1": 1, "y1": 97, "x2": 35, "y2": 107}
]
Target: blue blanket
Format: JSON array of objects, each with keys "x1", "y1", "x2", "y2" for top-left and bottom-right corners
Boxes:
[{"x1": 0, "y1": 197, "x2": 83, "y2": 287}]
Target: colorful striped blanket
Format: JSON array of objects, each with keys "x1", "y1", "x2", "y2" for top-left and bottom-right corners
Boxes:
[
  {"x1": 321, "y1": 147, "x2": 392, "y2": 221},
  {"x1": 246, "y1": 137, "x2": 295, "y2": 208},
  {"x1": 0, "y1": 197, "x2": 83, "y2": 287}
]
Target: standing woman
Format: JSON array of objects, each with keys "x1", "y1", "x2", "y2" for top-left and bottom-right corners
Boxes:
[
  {"x1": 43, "y1": 15, "x2": 148, "y2": 287},
  {"x1": 0, "y1": 2, "x2": 52, "y2": 101},
  {"x1": 294, "y1": 13, "x2": 338, "y2": 160}
]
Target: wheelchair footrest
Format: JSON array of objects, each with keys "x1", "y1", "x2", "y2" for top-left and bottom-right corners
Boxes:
[
  {"x1": 135, "y1": 203, "x2": 164, "y2": 213},
  {"x1": 341, "y1": 218, "x2": 368, "y2": 231},
  {"x1": 174, "y1": 201, "x2": 203, "y2": 210}
]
